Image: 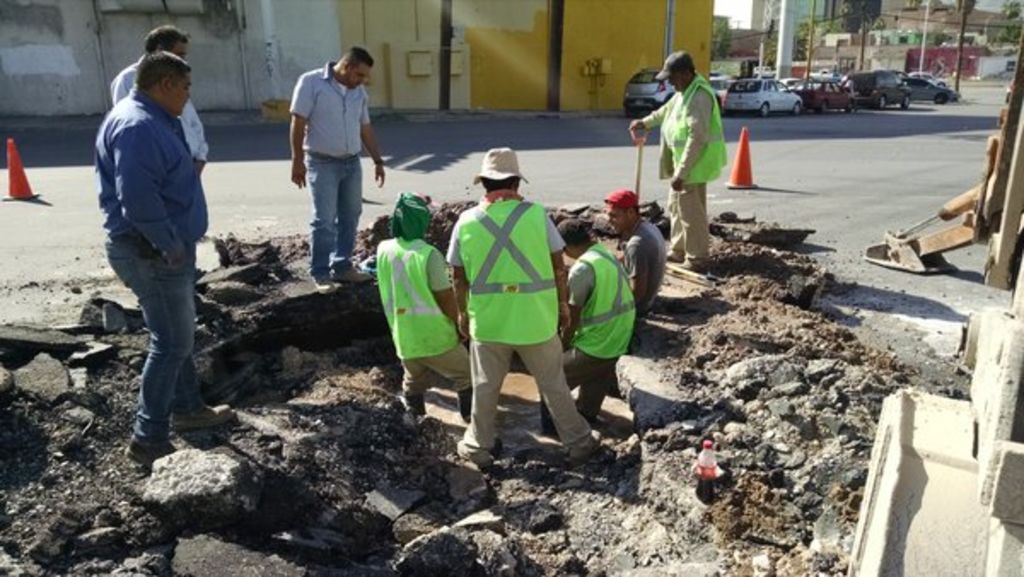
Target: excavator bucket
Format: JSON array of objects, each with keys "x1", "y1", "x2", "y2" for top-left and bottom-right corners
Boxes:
[{"x1": 863, "y1": 232, "x2": 956, "y2": 274}]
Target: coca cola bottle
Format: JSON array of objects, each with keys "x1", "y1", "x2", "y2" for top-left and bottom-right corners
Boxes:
[{"x1": 695, "y1": 439, "x2": 718, "y2": 502}]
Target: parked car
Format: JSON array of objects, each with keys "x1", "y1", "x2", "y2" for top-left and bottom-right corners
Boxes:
[
  {"x1": 908, "y1": 71, "x2": 948, "y2": 88},
  {"x1": 708, "y1": 76, "x2": 733, "y2": 107},
  {"x1": 903, "y1": 77, "x2": 958, "y2": 104},
  {"x1": 846, "y1": 70, "x2": 911, "y2": 110},
  {"x1": 793, "y1": 81, "x2": 854, "y2": 113},
  {"x1": 723, "y1": 79, "x2": 803, "y2": 117},
  {"x1": 623, "y1": 68, "x2": 674, "y2": 117},
  {"x1": 779, "y1": 77, "x2": 804, "y2": 89}
]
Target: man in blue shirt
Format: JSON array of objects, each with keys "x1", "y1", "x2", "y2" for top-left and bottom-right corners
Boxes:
[
  {"x1": 96, "y1": 51, "x2": 234, "y2": 468},
  {"x1": 290, "y1": 46, "x2": 386, "y2": 292}
]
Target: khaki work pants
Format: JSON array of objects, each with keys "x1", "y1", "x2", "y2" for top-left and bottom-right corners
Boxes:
[
  {"x1": 460, "y1": 336, "x2": 593, "y2": 462},
  {"x1": 402, "y1": 343, "x2": 472, "y2": 395},
  {"x1": 668, "y1": 183, "x2": 710, "y2": 262}
]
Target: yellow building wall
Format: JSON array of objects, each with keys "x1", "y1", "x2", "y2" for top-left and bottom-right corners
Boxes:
[
  {"x1": 560, "y1": 0, "x2": 667, "y2": 111},
  {"x1": 336, "y1": 0, "x2": 470, "y2": 109},
  {"x1": 336, "y1": 0, "x2": 712, "y2": 111},
  {"x1": 673, "y1": 0, "x2": 713, "y2": 76},
  {"x1": 459, "y1": 0, "x2": 549, "y2": 110}
]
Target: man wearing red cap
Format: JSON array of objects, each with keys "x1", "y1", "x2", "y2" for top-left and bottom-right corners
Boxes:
[{"x1": 604, "y1": 189, "x2": 666, "y2": 317}]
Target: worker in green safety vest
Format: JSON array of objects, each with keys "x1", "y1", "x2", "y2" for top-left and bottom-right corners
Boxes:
[
  {"x1": 376, "y1": 192, "x2": 473, "y2": 422},
  {"x1": 629, "y1": 51, "x2": 727, "y2": 273},
  {"x1": 446, "y1": 148, "x2": 599, "y2": 468},
  {"x1": 539, "y1": 218, "x2": 636, "y2": 437}
]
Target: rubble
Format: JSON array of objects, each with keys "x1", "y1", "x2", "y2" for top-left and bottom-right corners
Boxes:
[
  {"x1": 0, "y1": 203, "x2": 953, "y2": 576},
  {"x1": 14, "y1": 352, "x2": 71, "y2": 403},
  {"x1": 142, "y1": 449, "x2": 262, "y2": 530},
  {"x1": 172, "y1": 534, "x2": 305, "y2": 577}
]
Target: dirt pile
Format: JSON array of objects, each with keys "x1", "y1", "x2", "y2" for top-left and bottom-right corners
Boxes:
[{"x1": 0, "y1": 205, "x2": 948, "y2": 576}]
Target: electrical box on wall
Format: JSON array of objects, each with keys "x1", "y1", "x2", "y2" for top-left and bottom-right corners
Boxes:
[
  {"x1": 598, "y1": 58, "x2": 612, "y2": 75},
  {"x1": 98, "y1": 0, "x2": 206, "y2": 14},
  {"x1": 407, "y1": 51, "x2": 434, "y2": 77},
  {"x1": 450, "y1": 49, "x2": 464, "y2": 76}
]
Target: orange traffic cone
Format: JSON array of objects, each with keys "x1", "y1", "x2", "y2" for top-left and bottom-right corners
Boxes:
[
  {"x1": 5, "y1": 138, "x2": 38, "y2": 202},
  {"x1": 726, "y1": 127, "x2": 757, "y2": 190}
]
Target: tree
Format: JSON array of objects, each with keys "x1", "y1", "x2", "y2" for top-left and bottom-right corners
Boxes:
[
  {"x1": 712, "y1": 16, "x2": 733, "y2": 60},
  {"x1": 794, "y1": 15, "x2": 842, "y2": 61},
  {"x1": 998, "y1": 0, "x2": 1022, "y2": 45}
]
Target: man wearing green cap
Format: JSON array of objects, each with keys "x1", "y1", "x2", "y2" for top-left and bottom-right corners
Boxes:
[{"x1": 376, "y1": 192, "x2": 472, "y2": 422}]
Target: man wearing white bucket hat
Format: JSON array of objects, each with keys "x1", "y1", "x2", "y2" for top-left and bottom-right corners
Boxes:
[{"x1": 447, "y1": 148, "x2": 598, "y2": 467}]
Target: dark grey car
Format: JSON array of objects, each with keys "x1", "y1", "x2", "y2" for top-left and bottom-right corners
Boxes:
[{"x1": 903, "y1": 77, "x2": 959, "y2": 104}]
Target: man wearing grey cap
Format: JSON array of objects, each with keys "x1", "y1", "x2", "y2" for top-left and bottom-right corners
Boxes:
[{"x1": 628, "y1": 51, "x2": 727, "y2": 272}]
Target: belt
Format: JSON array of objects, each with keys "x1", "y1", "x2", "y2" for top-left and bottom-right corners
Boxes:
[{"x1": 307, "y1": 150, "x2": 359, "y2": 161}]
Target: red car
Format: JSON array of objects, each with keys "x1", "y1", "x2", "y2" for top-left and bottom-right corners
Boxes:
[{"x1": 793, "y1": 80, "x2": 854, "y2": 113}]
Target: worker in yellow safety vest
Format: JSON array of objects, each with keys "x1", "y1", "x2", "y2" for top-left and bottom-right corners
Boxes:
[
  {"x1": 629, "y1": 51, "x2": 727, "y2": 273},
  {"x1": 539, "y1": 218, "x2": 636, "y2": 437},
  {"x1": 376, "y1": 192, "x2": 472, "y2": 421},
  {"x1": 446, "y1": 148, "x2": 599, "y2": 468}
]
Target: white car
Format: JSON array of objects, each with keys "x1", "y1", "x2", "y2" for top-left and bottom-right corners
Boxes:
[
  {"x1": 723, "y1": 79, "x2": 803, "y2": 117},
  {"x1": 780, "y1": 77, "x2": 804, "y2": 89},
  {"x1": 908, "y1": 71, "x2": 948, "y2": 88}
]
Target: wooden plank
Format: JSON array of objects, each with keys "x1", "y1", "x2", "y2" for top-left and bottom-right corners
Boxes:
[
  {"x1": 987, "y1": 110, "x2": 1024, "y2": 290},
  {"x1": 979, "y1": 31, "x2": 1024, "y2": 235},
  {"x1": 665, "y1": 263, "x2": 718, "y2": 288},
  {"x1": 913, "y1": 223, "x2": 976, "y2": 257}
]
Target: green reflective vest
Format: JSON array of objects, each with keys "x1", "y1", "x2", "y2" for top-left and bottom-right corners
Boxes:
[
  {"x1": 376, "y1": 238, "x2": 459, "y2": 360},
  {"x1": 573, "y1": 244, "x2": 636, "y2": 359},
  {"x1": 668, "y1": 75, "x2": 728, "y2": 184},
  {"x1": 458, "y1": 201, "x2": 558, "y2": 345}
]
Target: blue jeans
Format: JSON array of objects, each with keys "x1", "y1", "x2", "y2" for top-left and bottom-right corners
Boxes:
[
  {"x1": 306, "y1": 153, "x2": 363, "y2": 279},
  {"x1": 106, "y1": 235, "x2": 203, "y2": 444}
]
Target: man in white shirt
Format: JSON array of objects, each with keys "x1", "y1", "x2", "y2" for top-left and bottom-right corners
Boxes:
[{"x1": 110, "y1": 25, "x2": 209, "y2": 175}]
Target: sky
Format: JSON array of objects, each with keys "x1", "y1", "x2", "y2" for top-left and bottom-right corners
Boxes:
[{"x1": 713, "y1": 0, "x2": 1008, "y2": 30}]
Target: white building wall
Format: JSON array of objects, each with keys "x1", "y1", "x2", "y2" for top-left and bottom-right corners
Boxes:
[{"x1": 0, "y1": 0, "x2": 342, "y2": 116}]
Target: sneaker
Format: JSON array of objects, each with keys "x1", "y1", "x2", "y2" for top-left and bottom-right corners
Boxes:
[
  {"x1": 457, "y1": 388, "x2": 473, "y2": 423},
  {"x1": 331, "y1": 269, "x2": 372, "y2": 284},
  {"x1": 401, "y1": 393, "x2": 426, "y2": 416},
  {"x1": 172, "y1": 404, "x2": 236, "y2": 432},
  {"x1": 312, "y1": 278, "x2": 337, "y2": 294},
  {"x1": 125, "y1": 438, "x2": 175, "y2": 468}
]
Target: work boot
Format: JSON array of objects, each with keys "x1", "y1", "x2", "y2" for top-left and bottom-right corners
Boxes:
[
  {"x1": 125, "y1": 438, "x2": 176, "y2": 469},
  {"x1": 312, "y1": 277, "x2": 337, "y2": 294},
  {"x1": 457, "y1": 437, "x2": 504, "y2": 469},
  {"x1": 332, "y1": 269, "x2": 372, "y2": 284},
  {"x1": 681, "y1": 258, "x2": 709, "y2": 274},
  {"x1": 666, "y1": 252, "x2": 687, "y2": 264},
  {"x1": 567, "y1": 432, "x2": 601, "y2": 467},
  {"x1": 401, "y1": 393, "x2": 426, "y2": 416},
  {"x1": 172, "y1": 404, "x2": 236, "y2": 432},
  {"x1": 539, "y1": 402, "x2": 559, "y2": 439},
  {"x1": 457, "y1": 388, "x2": 473, "y2": 423}
]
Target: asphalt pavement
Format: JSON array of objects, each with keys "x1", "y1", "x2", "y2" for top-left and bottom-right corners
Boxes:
[{"x1": 0, "y1": 84, "x2": 1011, "y2": 368}]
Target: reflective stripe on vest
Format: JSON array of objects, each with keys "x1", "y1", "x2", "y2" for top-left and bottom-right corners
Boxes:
[
  {"x1": 469, "y1": 202, "x2": 557, "y2": 296},
  {"x1": 580, "y1": 249, "x2": 633, "y2": 327},
  {"x1": 574, "y1": 244, "x2": 636, "y2": 359},
  {"x1": 668, "y1": 76, "x2": 728, "y2": 185},
  {"x1": 458, "y1": 201, "x2": 558, "y2": 345},
  {"x1": 376, "y1": 238, "x2": 459, "y2": 359}
]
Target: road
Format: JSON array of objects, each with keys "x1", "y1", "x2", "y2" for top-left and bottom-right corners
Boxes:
[{"x1": 0, "y1": 84, "x2": 1011, "y2": 368}]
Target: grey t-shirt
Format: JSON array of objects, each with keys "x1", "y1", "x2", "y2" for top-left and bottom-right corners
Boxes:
[
  {"x1": 567, "y1": 260, "x2": 596, "y2": 307},
  {"x1": 623, "y1": 220, "x2": 666, "y2": 315},
  {"x1": 446, "y1": 203, "x2": 565, "y2": 267},
  {"x1": 426, "y1": 249, "x2": 451, "y2": 291}
]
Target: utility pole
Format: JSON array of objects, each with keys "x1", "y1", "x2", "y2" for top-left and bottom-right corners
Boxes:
[
  {"x1": 805, "y1": 0, "x2": 818, "y2": 81},
  {"x1": 954, "y1": 0, "x2": 975, "y2": 93},
  {"x1": 777, "y1": 0, "x2": 796, "y2": 78},
  {"x1": 919, "y1": 0, "x2": 931, "y2": 73},
  {"x1": 859, "y1": 1, "x2": 869, "y2": 71},
  {"x1": 439, "y1": 0, "x2": 453, "y2": 110}
]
